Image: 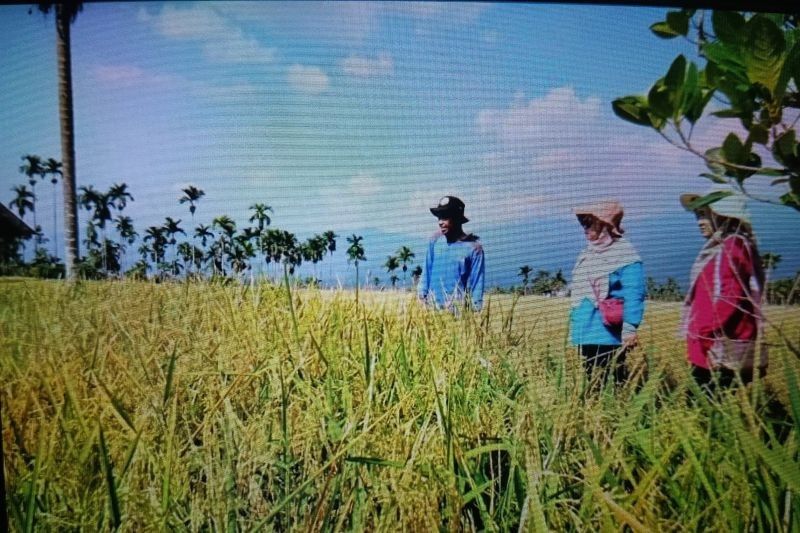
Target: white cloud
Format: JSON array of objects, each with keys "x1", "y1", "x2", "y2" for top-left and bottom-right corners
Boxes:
[
  {"x1": 287, "y1": 65, "x2": 330, "y2": 94},
  {"x1": 340, "y1": 53, "x2": 394, "y2": 78},
  {"x1": 385, "y1": 2, "x2": 487, "y2": 24},
  {"x1": 92, "y1": 65, "x2": 176, "y2": 89},
  {"x1": 348, "y1": 173, "x2": 382, "y2": 196},
  {"x1": 215, "y1": 2, "x2": 382, "y2": 44},
  {"x1": 476, "y1": 87, "x2": 602, "y2": 147},
  {"x1": 473, "y1": 87, "x2": 715, "y2": 224},
  {"x1": 138, "y1": 5, "x2": 276, "y2": 65}
]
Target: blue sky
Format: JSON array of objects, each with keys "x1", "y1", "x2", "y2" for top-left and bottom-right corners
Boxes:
[{"x1": 1, "y1": 2, "x2": 798, "y2": 288}]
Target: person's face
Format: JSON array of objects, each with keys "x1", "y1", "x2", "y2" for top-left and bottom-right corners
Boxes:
[
  {"x1": 438, "y1": 216, "x2": 458, "y2": 236},
  {"x1": 578, "y1": 215, "x2": 604, "y2": 241},
  {"x1": 694, "y1": 208, "x2": 714, "y2": 238}
]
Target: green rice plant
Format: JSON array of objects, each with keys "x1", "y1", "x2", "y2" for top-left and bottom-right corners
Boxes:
[{"x1": 0, "y1": 279, "x2": 799, "y2": 530}]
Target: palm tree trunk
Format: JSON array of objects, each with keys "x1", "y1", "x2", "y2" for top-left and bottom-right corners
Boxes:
[
  {"x1": 52, "y1": 182, "x2": 59, "y2": 258},
  {"x1": 56, "y1": 5, "x2": 80, "y2": 279},
  {"x1": 355, "y1": 262, "x2": 360, "y2": 304}
]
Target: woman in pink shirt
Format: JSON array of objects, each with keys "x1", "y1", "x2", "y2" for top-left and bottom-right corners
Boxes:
[{"x1": 679, "y1": 190, "x2": 766, "y2": 389}]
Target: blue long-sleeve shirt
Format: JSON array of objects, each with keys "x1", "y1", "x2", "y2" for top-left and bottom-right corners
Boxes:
[
  {"x1": 418, "y1": 232, "x2": 485, "y2": 311},
  {"x1": 570, "y1": 262, "x2": 645, "y2": 345}
]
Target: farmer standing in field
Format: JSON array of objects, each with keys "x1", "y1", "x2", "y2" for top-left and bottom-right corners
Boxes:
[
  {"x1": 569, "y1": 200, "x2": 645, "y2": 385},
  {"x1": 418, "y1": 196, "x2": 485, "y2": 312},
  {"x1": 679, "y1": 188, "x2": 766, "y2": 389}
]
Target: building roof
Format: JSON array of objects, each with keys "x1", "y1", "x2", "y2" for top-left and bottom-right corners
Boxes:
[{"x1": 0, "y1": 202, "x2": 35, "y2": 238}]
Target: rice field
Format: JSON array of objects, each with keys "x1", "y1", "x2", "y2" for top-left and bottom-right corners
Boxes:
[{"x1": 1, "y1": 278, "x2": 799, "y2": 531}]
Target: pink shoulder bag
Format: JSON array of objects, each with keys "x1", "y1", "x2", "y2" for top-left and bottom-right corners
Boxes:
[{"x1": 591, "y1": 278, "x2": 624, "y2": 328}]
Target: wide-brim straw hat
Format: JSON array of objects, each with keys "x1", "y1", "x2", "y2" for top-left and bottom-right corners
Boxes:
[
  {"x1": 680, "y1": 186, "x2": 751, "y2": 225},
  {"x1": 572, "y1": 199, "x2": 624, "y2": 237}
]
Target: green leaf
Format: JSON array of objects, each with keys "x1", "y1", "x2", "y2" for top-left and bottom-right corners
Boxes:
[
  {"x1": 650, "y1": 21, "x2": 681, "y2": 39},
  {"x1": 776, "y1": 41, "x2": 800, "y2": 101},
  {"x1": 712, "y1": 11, "x2": 746, "y2": 45},
  {"x1": 711, "y1": 109, "x2": 744, "y2": 119},
  {"x1": 162, "y1": 345, "x2": 178, "y2": 407},
  {"x1": 345, "y1": 456, "x2": 405, "y2": 469},
  {"x1": 99, "y1": 426, "x2": 122, "y2": 529},
  {"x1": 743, "y1": 14, "x2": 786, "y2": 94},
  {"x1": 705, "y1": 147, "x2": 728, "y2": 174},
  {"x1": 722, "y1": 133, "x2": 747, "y2": 164},
  {"x1": 746, "y1": 124, "x2": 770, "y2": 145},
  {"x1": 611, "y1": 96, "x2": 653, "y2": 127},
  {"x1": 681, "y1": 62, "x2": 704, "y2": 123},
  {"x1": 686, "y1": 88, "x2": 713, "y2": 124},
  {"x1": 753, "y1": 168, "x2": 787, "y2": 177},
  {"x1": 464, "y1": 442, "x2": 511, "y2": 459},
  {"x1": 702, "y1": 41, "x2": 749, "y2": 84},
  {"x1": 700, "y1": 172, "x2": 729, "y2": 184},
  {"x1": 684, "y1": 190, "x2": 733, "y2": 211},
  {"x1": 666, "y1": 10, "x2": 690, "y2": 37},
  {"x1": 783, "y1": 355, "x2": 800, "y2": 435},
  {"x1": 773, "y1": 130, "x2": 799, "y2": 167},
  {"x1": 648, "y1": 83, "x2": 673, "y2": 119},
  {"x1": 735, "y1": 427, "x2": 800, "y2": 493},
  {"x1": 665, "y1": 55, "x2": 687, "y2": 91},
  {"x1": 780, "y1": 192, "x2": 800, "y2": 210}
]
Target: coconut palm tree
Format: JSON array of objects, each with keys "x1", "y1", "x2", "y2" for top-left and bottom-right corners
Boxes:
[
  {"x1": 19, "y1": 155, "x2": 44, "y2": 238},
  {"x1": 212, "y1": 215, "x2": 236, "y2": 276},
  {"x1": 518, "y1": 265, "x2": 532, "y2": 294},
  {"x1": 115, "y1": 215, "x2": 137, "y2": 271},
  {"x1": 411, "y1": 265, "x2": 423, "y2": 286},
  {"x1": 532, "y1": 269, "x2": 553, "y2": 296},
  {"x1": 79, "y1": 185, "x2": 115, "y2": 273},
  {"x1": 108, "y1": 183, "x2": 133, "y2": 210},
  {"x1": 301, "y1": 235, "x2": 326, "y2": 280},
  {"x1": 43, "y1": 158, "x2": 62, "y2": 256},
  {"x1": 36, "y1": 2, "x2": 84, "y2": 279},
  {"x1": 10, "y1": 185, "x2": 35, "y2": 222},
  {"x1": 551, "y1": 269, "x2": 567, "y2": 296},
  {"x1": 322, "y1": 230, "x2": 337, "y2": 284},
  {"x1": 248, "y1": 203, "x2": 272, "y2": 276},
  {"x1": 384, "y1": 255, "x2": 400, "y2": 287},
  {"x1": 179, "y1": 185, "x2": 205, "y2": 218},
  {"x1": 395, "y1": 246, "x2": 415, "y2": 285},
  {"x1": 9, "y1": 185, "x2": 35, "y2": 259},
  {"x1": 79, "y1": 186, "x2": 112, "y2": 228},
  {"x1": 179, "y1": 186, "x2": 204, "y2": 267},
  {"x1": 162, "y1": 217, "x2": 185, "y2": 273},
  {"x1": 346, "y1": 234, "x2": 366, "y2": 303},
  {"x1": 178, "y1": 241, "x2": 203, "y2": 273},
  {"x1": 248, "y1": 203, "x2": 272, "y2": 230},
  {"x1": 144, "y1": 226, "x2": 168, "y2": 272}
]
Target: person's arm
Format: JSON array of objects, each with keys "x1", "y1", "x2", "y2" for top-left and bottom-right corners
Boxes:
[
  {"x1": 467, "y1": 244, "x2": 485, "y2": 311},
  {"x1": 417, "y1": 240, "x2": 434, "y2": 302},
  {"x1": 620, "y1": 261, "x2": 645, "y2": 344}
]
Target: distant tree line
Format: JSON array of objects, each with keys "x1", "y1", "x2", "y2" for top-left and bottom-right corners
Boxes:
[{"x1": 2, "y1": 154, "x2": 366, "y2": 287}]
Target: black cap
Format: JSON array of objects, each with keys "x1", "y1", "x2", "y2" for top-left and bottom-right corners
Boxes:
[{"x1": 430, "y1": 196, "x2": 469, "y2": 224}]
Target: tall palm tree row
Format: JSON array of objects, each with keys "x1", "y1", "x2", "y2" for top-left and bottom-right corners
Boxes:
[{"x1": 5, "y1": 169, "x2": 411, "y2": 289}]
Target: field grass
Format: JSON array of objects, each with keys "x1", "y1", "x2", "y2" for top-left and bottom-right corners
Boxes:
[{"x1": 1, "y1": 278, "x2": 799, "y2": 531}]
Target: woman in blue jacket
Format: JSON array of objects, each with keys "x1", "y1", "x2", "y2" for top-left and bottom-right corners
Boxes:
[{"x1": 569, "y1": 200, "x2": 645, "y2": 384}]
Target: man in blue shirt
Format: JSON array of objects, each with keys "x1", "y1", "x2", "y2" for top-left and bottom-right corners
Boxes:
[{"x1": 418, "y1": 196, "x2": 485, "y2": 311}]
